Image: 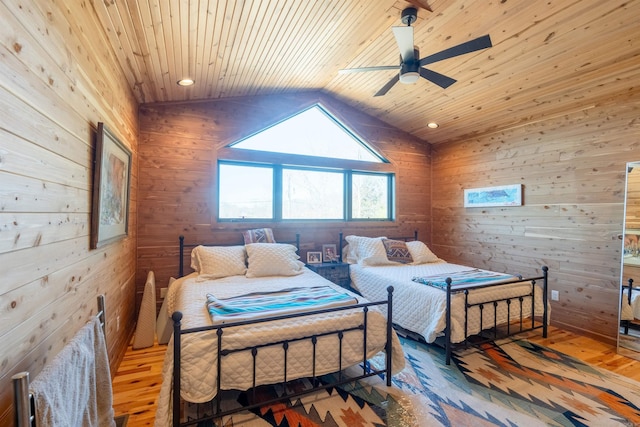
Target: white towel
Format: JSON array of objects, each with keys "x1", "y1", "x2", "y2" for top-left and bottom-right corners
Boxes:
[{"x1": 29, "y1": 317, "x2": 116, "y2": 427}]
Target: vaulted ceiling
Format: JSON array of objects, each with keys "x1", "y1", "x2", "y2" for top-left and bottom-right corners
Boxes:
[{"x1": 93, "y1": 0, "x2": 639, "y2": 145}]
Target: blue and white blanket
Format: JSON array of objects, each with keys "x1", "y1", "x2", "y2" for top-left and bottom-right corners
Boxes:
[
  {"x1": 206, "y1": 285, "x2": 358, "y2": 323},
  {"x1": 412, "y1": 268, "x2": 517, "y2": 290}
]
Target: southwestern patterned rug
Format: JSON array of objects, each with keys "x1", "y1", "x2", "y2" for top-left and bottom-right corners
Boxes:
[{"x1": 187, "y1": 337, "x2": 640, "y2": 426}]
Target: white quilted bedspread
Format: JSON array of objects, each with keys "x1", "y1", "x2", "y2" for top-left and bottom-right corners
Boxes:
[
  {"x1": 350, "y1": 262, "x2": 547, "y2": 344},
  {"x1": 155, "y1": 269, "x2": 404, "y2": 427}
]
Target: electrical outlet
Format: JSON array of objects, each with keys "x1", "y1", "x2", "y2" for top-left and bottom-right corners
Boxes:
[
  {"x1": 160, "y1": 287, "x2": 168, "y2": 299},
  {"x1": 551, "y1": 290, "x2": 559, "y2": 301},
  {"x1": 116, "y1": 315, "x2": 120, "y2": 332}
]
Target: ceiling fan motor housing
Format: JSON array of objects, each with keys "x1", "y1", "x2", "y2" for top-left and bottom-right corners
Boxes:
[{"x1": 399, "y1": 49, "x2": 420, "y2": 84}]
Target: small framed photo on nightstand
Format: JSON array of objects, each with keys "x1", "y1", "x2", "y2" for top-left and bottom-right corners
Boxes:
[
  {"x1": 307, "y1": 251, "x2": 322, "y2": 264},
  {"x1": 322, "y1": 244, "x2": 337, "y2": 263}
]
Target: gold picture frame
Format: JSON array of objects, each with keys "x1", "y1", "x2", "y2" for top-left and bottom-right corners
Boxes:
[{"x1": 90, "y1": 122, "x2": 131, "y2": 249}]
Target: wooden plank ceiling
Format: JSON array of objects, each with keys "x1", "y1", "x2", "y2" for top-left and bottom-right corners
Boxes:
[{"x1": 92, "y1": 0, "x2": 640, "y2": 145}]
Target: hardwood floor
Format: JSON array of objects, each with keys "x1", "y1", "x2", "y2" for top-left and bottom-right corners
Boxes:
[
  {"x1": 112, "y1": 341, "x2": 166, "y2": 426},
  {"x1": 111, "y1": 327, "x2": 640, "y2": 427}
]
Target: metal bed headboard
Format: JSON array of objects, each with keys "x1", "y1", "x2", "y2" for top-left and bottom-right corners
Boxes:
[
  {"x1": 337, "y1": 230, "x2": 418, "y2": 260},
  {"x1": 179, "y1": 233, "x2": 301, "y2": 277},
  {"x1": 12, "y1": 294, "x2": 107, "y2": 427}
]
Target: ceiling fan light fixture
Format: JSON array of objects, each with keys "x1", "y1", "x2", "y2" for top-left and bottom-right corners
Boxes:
[
  {"x1": 399, "y1": 71, "x2": 420, "y2": 84},
  {"x1": 177, "y1": 78, "x2": 195, "y2": 86},
  {"x1": 399, "y1": 59, "x2": 420, "y2": 84}
]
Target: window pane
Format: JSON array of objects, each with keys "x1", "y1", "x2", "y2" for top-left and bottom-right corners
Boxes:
[
  {"x1": 282, "y1": 169, "x2": 343, "y2": 219},
  {"x1": 218, "y1": 164, "x2": 273, "y2": 219},
  {"x1": 352, "y1": 174, "x2": 389, "y2": 219}
]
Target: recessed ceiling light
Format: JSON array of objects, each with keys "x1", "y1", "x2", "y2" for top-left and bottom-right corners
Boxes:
[
  {"x1": 427, "y1": 122, "x2": 439, "y2": 129},
  {"x1": 177, "y1": 78, "x2": 195, "y2": 86}
]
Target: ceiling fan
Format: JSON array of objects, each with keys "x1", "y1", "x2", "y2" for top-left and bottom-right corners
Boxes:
[{"x1": 339, "y1": 7, "x2": 492, "y2": 96}]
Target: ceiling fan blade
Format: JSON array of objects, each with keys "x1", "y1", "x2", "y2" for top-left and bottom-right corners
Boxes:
[
  {"x1": 419, "y1": 67, "x2": 456, "y2": 89},
  {"x1": 392, "y1": 26, "x2": 415, "y2": 62},
  {"x1": 338, "y1": 65, "x2": 399, "y2": 74},
  {"x1": 374, "y1": 74, "x2": 400, "y2": 97},
  {"x1": 419, "y1": 34, "x2": 492, "y2": 66}
]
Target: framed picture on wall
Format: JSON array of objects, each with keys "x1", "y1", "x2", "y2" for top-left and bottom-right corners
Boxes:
[
  {"x1": 623, "y1": 229, "x2": 640, "y2": 266},
  {"x1": 464, "y1": 184, "x2": 523, "y2": 208},
  {"x1": 90, "y1": 122, "x2": 132, "y2": 249}
]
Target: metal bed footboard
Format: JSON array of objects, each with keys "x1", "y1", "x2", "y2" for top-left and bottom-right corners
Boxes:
[
  {"x1": 171, "y1": 286, "x2": 395, "y2": 427},
  {"x1": 443, "y1": 266, "x2": 549, "y2": 365},
  {"x1": 12, "y1": 295, "x2": 108, "y2": 427}
]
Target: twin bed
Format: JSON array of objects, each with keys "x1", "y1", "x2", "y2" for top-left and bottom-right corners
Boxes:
[
  {"x1": 344, "y1": 234, "x2": 549, "y2": 364},
  {"x1": 157, "y1": 230, "x2": 549, "y2": 426},
  {"x1": 156, "y1": 233, "x2": 403, "y2": 427}
]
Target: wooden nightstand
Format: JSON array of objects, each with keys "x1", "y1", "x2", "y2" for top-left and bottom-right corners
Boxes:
[{"x1": 306, "y1": 262, "x2": 351, "y2": 289}]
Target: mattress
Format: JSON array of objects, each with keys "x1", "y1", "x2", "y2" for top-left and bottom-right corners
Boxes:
[
  {"x1": 155, "y1": 269, "x2": 404, "y2": 427},
  {"x1": 350, "y1": 262, "x2": 546, "y2": 344}
]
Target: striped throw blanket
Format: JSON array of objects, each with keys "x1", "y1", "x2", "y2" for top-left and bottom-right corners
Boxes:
[
  {"x1": 412, "y1": 268, "x2": 517, "y2": 290},
  {"x1": 206, "y1": 286, "x2": 358, "y2": 324}
]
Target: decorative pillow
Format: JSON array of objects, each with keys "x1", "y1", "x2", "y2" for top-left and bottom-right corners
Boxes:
[
  {"x1": 406, "y1": 241, "x2": 440, "y2": 264},
  {"x1": 382, "y1": 239, "x2": 413, "y2": 264},
  {"x1": 245, "y1": 243, "x2": 305, "y2": 277},
  {"x1": 345, "y1": 235, "x2": 396, "y2": 266},
  {"x1": 194, "y1": 245, "x2": 247, "y2": 279},
  {"x1": 242, "y1": 228, "x2": 276, "y2": 244}
]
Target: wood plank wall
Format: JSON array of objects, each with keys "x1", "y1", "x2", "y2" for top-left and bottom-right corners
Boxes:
[
  {"x1": 431, "y1": 91, "x2": 640, "y2": 344},
  {"x1": 137, "y1": 91, "x2": 432, "y2": 306},
  {"x1": 0, "y1": 2, "x2": 138, "y2": 425}
]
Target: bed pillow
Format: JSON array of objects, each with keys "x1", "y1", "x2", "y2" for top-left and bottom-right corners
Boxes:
[
  {"x1": 341, "y1": 244, "x2": 357, "y2": 264},
  {"x1": 245, "y1": 243, "x2": 305, "y2": 277},
  {"x1": 382, "y1": 239, "x2": 413, "y2": 264},
  {"x1": 406, "y1": 241, "x2": 440, "y2": 264},
  {"x1": 344, "y1": 235, "x2": 371, "y2": 261},
  {"x1": 242, "y1": 228, "x2": 276, "y2": 244},
  {"x1": 345, "y1": 235, "x2": 396, "y2": 266},
  {"x1": 345, "y1": 235, "x2": 380, "y2": 259},
  {"x1": 194, "y1": 245, "x2": 247, "y2": 279},
  {"x1": 190, "y1": 248, "x2": 201, "y2": 272}
]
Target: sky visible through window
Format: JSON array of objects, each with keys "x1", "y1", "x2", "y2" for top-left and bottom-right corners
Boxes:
[
  {"x1": 231, "y1": 105, "x2": 384, "y2": 163},
  {"x1": 218, "y1": 164, "x2": 273, "y2": 218}
]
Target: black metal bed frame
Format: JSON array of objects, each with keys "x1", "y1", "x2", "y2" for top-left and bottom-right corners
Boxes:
[
  {"x1": 338, "y1": 230, "x2": 549, "y2": 365},
  {"x1": 171, "y1": 235, "x2": 396, "y2": 427}
]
